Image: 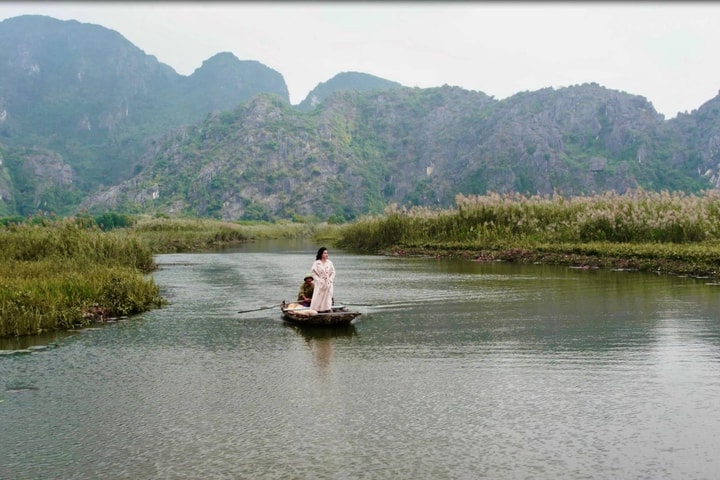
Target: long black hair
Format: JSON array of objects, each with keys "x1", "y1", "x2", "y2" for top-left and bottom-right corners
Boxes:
[{"x1": 315, "y1": 246, "x2": 327, "y2": 260}]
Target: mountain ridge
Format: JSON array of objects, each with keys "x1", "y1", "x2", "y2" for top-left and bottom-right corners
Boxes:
[{"x1": 1, "y1": 14, "x2": 719, "y2": 221}]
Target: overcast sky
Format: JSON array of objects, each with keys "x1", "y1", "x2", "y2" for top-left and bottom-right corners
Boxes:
[{"x1": 1, "y1": 2, "x2": 718, "y2": 119}]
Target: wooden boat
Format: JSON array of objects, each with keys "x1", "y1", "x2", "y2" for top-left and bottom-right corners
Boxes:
[{"x1": 280, "y1": 301, "x2": 361, "y2": 326}]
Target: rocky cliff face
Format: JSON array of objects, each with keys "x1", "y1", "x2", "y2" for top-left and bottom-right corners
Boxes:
[
  {"x1": 665, "y1": 93, "x2": 720, "y2": 188},
  {"x1": 79, "y1": 84, "x2": 712, "y2": 221},
  {"x1": 448, "y1": 84, "x2": 668, "y2": 196},
  {"x1": 0, "y1": 144, "x2": 79, "y2": 216}
]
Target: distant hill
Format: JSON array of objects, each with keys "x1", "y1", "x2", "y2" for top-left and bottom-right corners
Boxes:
[
  {"x1": 0, "y1": 15, "x2": 288, "y2": 214},
  {"x1": 1, "y1": 14, "x2": 719, "y2": 221},
  {"x1": 181, "y1": 52, "x2": 289, "y2": 113},
  {"x1": 79, "y1": 84, "x2": 715, "y2": 221},
  {"x1": 296, "y1": 71, "x2": 402, "y2": 111}
]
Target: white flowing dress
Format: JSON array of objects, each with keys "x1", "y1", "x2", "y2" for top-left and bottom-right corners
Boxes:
[{"x1": 309, "y1": 259, "x2": 335, "y2": 312}]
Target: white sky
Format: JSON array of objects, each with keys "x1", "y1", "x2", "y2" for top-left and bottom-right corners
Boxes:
[{"x1": 1, "y1": 2, "x2": 718, "y2": 119}]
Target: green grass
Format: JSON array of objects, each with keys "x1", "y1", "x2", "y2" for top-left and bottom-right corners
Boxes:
[
  {"x1": 0, "y1": 219, "x2": 164, "y2": 337},
  {"x1": 132, "y1": 217, "x2": 322, "y2": 252},
  {"x1": 0, "y1": 216, "x2": 339, "y2": 338},
  {"x1": 336, "y1": 190, "x2": 720, "y2": 277}
]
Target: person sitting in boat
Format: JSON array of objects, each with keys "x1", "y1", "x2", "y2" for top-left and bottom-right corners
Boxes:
[{"x1": 297, "y1": 274, "x2": 314, "y2": 307}]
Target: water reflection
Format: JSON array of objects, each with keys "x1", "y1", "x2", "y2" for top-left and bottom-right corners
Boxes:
[
  {"x1": 0, "y1": 330, "x2": 73, "y2": 352},
  {"x1": 283, "y1": 322, "x2": 358, "y2": 341},
  {"x1": 284, "y1": 323, "x2": 358, "y2": 375}
]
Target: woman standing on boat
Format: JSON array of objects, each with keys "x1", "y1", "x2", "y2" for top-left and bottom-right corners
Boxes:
[{"x1": 310, "y1": 247, "x2": 335, "y2": 313}]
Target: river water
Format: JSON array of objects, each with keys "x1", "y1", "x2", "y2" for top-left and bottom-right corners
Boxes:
[{"x1": 2, "y1": 240, "x2": 720, "y2": 479}]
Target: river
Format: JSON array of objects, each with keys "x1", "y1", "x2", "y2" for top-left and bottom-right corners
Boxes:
[{"x1": 2, "y1": 240, "x2": 720, "y2": 479}]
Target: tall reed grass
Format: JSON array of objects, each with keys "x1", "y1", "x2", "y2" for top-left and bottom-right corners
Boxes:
[
  {"x1": 0, "y1": 219, "x2": 163, "y2": 337},
  {"x1": 133, "y1": 217, "x2": 250, "y2": 252},
  {"x1": 338, "y1": 190, "x2": 720, "y2": 249},
  {"x1": 336, "y1": 190, "x2": 720, "y2": 276},
  {"x1": 0, "y1": 216, "x2": 339, "y2": 337},
  {"x1": 1, "y1": 220, "x2": 156, "y2": 270},
  {"x1": 132, "y1": 218, "x2": 318, "y2": 252}
]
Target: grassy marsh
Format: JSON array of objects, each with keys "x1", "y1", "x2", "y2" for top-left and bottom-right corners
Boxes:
[
  {"x1": 0, "y1": 217, "x2": 334, "y2": 338},
  {"x1": 6, "y1": 189, "x2": 720, "y2": 338},
  {"x1": 0, "y1": 220, "x2": 164, "y2": 337},
  {"x1": 336, "y1": 190, "x2": 720, "y2": 277}
]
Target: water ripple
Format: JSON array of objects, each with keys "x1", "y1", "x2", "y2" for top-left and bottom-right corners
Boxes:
[{"x1": 2, "y1": 246, "x2": 720, "y2": 479}]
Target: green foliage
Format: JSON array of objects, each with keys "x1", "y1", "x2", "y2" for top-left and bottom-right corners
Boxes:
[
  {"x1": 0, "y1": 262, "x2": 165, "y2": 337},
  {"x1": 244, "y1": 201, "x2": 271, "y2": 222},
  {"x1": 404, "y1": 179, "x2": 437, "y2": 206},
  {"x1": 0, "y1": 216, "x2": 25, "y2": 227},
  {"x1": 0, "y1": 219, "x2": 156, "y2": 271},
  {"x1": 0, "y1": 215, "x2": 319, "y2": 335},
  {"x1": 37, "y1": 185, "x2": 84, "y2": 215},
  {"x1": 132, "y1": 217, "x2": 249, "y2": 252},
  {"x1": 513, "y1": 166, "x2": 537, "y2": 194},
  {"x1": 0, "y1": 218, "x2": 163, "y2": 337},
  {"x1": 337, "y1": 190, "x2": 720, "y2": 252},
  {"x1": 459, "y1": 167, "x2": 488, "y2": 195},
  {"x1": 93, "y1": 212, "x2": 136, "y2": 231}
]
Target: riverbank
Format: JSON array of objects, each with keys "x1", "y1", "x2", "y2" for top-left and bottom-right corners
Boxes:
[
  {"x1": 380, "y1": 243, "x2": 720, "y2": 279},
  {"x1": 0, "y1": 219, "x2": 166, "y2": 337},
  {"x1": 338, "y1": 190, "x2": 720, "y2": 279},
  {"x1": 5, "y1": 189, "x2": 720, "y2": 338},
  {"x1": 0, "y1": 217, "x2": 334, "y2": 338}
]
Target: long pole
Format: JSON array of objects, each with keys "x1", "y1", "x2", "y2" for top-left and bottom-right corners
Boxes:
[{"x1": 237, "y1": 303, "x2": 281, "y2": 314}]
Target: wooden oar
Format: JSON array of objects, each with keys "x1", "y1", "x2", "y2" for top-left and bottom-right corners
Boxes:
[{"x1": 238, "y1": 303, "x2": 281, "y2": 314}]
